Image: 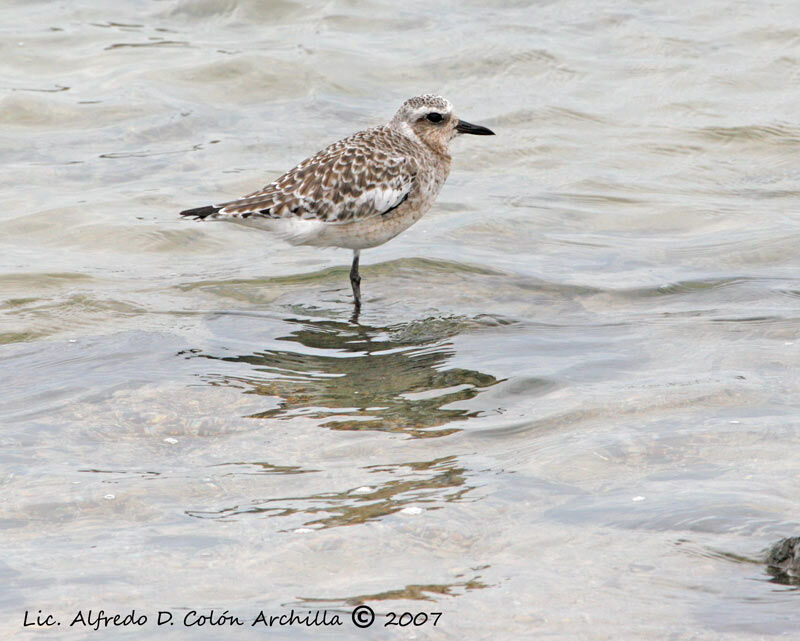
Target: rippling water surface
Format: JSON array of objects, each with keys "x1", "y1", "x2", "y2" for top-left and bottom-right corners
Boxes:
[{"x1": 3, "y1": 1, "x2": 800, "y2": 639}]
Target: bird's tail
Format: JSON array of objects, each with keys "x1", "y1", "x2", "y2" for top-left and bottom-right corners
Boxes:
[{"x1": 179, "y1": 205, "x2": 220, "y2": 220}]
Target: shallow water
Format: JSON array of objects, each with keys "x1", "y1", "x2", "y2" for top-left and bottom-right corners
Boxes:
[{"x1": 3, "y1": 0, "x2": 800, "y2": 638}]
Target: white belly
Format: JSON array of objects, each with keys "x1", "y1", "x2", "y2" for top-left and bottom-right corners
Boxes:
[
  {"x1": 229, "y1": 181, "x2": 443, "y2": 250},
  {"x1": 224, "y1": 157, "x2": 449, "y2": 250}
]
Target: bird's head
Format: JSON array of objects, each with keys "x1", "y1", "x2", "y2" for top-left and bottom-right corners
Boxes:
[{"x1": 391, "y1": 94, "x2": 494, "y2": 152}]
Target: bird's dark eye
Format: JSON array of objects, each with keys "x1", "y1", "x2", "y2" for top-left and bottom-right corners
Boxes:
[{"x1": 426, "y1": 112, "x2": 443, "y2": 123}]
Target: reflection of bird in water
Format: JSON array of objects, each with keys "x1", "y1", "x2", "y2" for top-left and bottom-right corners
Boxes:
[
  {"x1": 189, "y1": 455, "x2": 474, "y2": 531},
  {"x1": 191, "y1": 315, "x2": 502, "y2": 437},
  {"x1": 180, "y1": 95, "x2": 494, "y2": 310}
]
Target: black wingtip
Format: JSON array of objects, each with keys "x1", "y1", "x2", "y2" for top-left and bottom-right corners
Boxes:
[{"x1": 179, "y1": 205, "x2": 220, "y2": 220}]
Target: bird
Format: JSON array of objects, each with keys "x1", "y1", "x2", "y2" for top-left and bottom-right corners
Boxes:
[{"x1": 179, "y1": 94, "x2": 494, "y2": 309}]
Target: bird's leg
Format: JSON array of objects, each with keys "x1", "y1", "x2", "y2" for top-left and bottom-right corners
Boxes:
[{"x1": 350, "y1": 249, "x2": 362, "y2": 308}]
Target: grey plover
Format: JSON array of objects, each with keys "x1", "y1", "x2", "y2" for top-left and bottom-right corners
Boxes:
[{"x1": 180, "y1": 94, "x2": 494, "y2": 308}]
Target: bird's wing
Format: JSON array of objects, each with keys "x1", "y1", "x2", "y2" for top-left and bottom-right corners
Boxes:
[{"x1": 196, "y1": 135, "x2": 418, "y2": 225}]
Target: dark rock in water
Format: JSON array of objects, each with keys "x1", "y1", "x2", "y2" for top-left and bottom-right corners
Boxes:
[{"x1": 765, "y1": 536, "x2": 800, "y2": 585}]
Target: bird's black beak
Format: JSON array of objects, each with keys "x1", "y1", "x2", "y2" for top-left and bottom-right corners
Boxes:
[{"x1": 455, "y1": 119, "x2": 495, "y2": 135}]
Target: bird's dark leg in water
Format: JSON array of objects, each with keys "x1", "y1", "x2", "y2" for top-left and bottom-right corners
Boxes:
[{"x1": 350, "y1": 249, "x2": 362, "y2": 309}]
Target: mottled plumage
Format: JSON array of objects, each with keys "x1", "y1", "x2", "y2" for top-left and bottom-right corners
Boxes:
[{"x1": 180, "y1": 94, "x2": 494, "y2": 307}]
